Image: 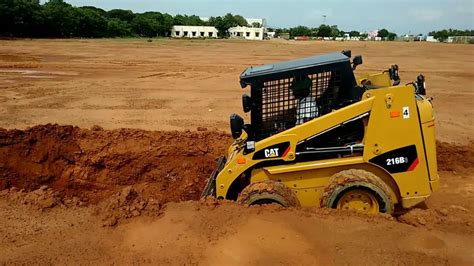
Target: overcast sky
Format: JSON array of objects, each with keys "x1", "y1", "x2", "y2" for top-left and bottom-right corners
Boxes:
[{"x1": 44, "y1": 0, "x2": 474, "y2": 34}]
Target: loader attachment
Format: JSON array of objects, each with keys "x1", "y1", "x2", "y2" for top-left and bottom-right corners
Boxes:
[{"x1": 201, "y1": 156, "x2": 226, "y2": 198}]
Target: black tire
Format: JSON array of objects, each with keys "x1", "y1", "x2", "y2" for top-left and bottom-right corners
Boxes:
[
  {"x1": 320, "y1": 169, "x2": 394, "y2": 214},
  {"x1": 237, "y1": 180, "x2": 300, "y2": 207}
]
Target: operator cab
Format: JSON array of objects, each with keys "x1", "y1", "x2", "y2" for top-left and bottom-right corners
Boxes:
[{"x1": 232, "y1": 51, "x2": 364, "y2": 142}]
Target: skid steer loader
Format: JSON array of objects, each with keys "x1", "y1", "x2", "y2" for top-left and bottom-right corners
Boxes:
[{"x1": 201, "y1": 50, "x2": 439, "y2": 214}]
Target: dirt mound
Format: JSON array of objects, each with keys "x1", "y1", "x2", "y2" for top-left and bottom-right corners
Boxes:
[
  {"x1": 0, "y1": 185, "x2": 62, "y2": 210},
  {"x1": 0, "y1": 124, "x2": 472, "y2": 207},
  {"x1": 97, "y1": 186, "x2": 164, "y2": 226},
  {"x1": 437, "y1": 141, "x2": 474, "y2": 173},
  {"x1": 0, "y1": 124, "x2": 230, "y2": 205}
]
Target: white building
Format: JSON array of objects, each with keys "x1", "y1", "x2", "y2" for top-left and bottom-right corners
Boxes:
[
  {"x1": 230, "y1": 18, "x2": 267, "y2": 40},
  {"x1": 171, "y1": 25, "x2": 218, "y2": 38},
  {"x1": 229, "y1": 26, "x2": 264, "y2": 40},
  {"x1": 170, "y1": 18, "x2": 267, "y2": 40},
  {"x1": 267, "y1": 31, "x2": 276, "y2": 38},
  {"x1": 245, "y1": 18, "x2": 266, "y2": 28},
  {"x1": 367, "y1": 30, "x2": 378, "y2": 38}
]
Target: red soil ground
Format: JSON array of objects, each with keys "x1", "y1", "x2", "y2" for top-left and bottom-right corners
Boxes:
[{"x1": 1, "y1": 39, "x2": 473, "y2": 264}]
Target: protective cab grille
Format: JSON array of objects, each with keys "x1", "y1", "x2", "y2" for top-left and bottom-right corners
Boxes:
[{"x1": 254, "y1": 70, "x2": 341, "y2": 140}]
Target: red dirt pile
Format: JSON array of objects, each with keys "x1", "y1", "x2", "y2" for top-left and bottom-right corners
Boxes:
[{"x1": 0, "y1": 124, "x2": 230, "y2": 205}]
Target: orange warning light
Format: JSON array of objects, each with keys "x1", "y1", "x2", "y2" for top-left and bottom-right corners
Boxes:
[
  {"x1": 390, "y1": 111, "x2": 400, "y2": 118},
  {"x1": 237, "y1": 157, "x2": 246, "y2": 164}
]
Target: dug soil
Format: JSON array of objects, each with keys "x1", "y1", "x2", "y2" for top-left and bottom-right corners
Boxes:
[
  {"x1": 0, "y1": 124, "x2": 230, "y2": 204},
  {"x1": 0, "y1": 125, "x2": 473, "y2": 264},
  {"x1": 1, "y1": 39, "x2": 473, "y2": 264}
]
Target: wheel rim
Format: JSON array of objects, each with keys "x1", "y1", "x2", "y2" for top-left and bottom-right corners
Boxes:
[{"x1": 336, "y1": 189, "x2": 379, "y2": 214}]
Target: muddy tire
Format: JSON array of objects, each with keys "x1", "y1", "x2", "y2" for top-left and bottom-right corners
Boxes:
[
  {"x1": 237, "y1": 180, "x2": 300, "y2": 207},
  {"x1": 320, "y1": 169, "x2": 394, "y2": 214}
]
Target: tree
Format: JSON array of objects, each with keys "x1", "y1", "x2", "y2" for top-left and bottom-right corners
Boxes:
[
  {"x1": 210, "y1": 13, "x2": 248, "y2": 37},
  {"x1": 130, "y1": 12, "x2": 173, "y2": 37},
  {"x1": 76, "y1": 7, "x2": 108, "y2": 37},
  {"x1": 377, "y1": 28, "x2": 389, "y2": 39},
  {"x1": 433, "y1": 29, "x2": 449, "y2": 42},
  {"x1": 0, "y1": 0, "x2": 43, "y2": 37},
  {"x1": 42, "y1": 0, "x2": 81, "y2": 37},
  {"x1": 186, "y1": 15, "x2": 205, "y2": 26},
  {"x1": 429, "y1": 28, "x2": 474, "y2": 42},
  {"x1": 212, "y1": 16, "x2": 228, "y2": 37},
  {"x1": 79, "y1": 6, "x2": 105, "y2": 16},
  {"x1": 131, "y1": 13, "x2": 159, "y2": 37},
  {"x1": 158, "y1": 13, "x2": 173, "y2": 36},
  {"x1": 359, "y1": 32, "x2": 368, "y2": 40},
  {"x1": 349, "y1": 30, "x2": 360, "y2": 37},
  {"x1": 252, "y1": 22, "x2": 261, "y2": 28},
  {"x1": 107, "y1": 18, "x2": 131, "y2": 37},
  {"x1": 316, "y1": 24, "x2": 332, "y2": 37},
  {"x1": 107, "y1": 9, "x2": 135, "y2": 23},
  {"x1": 233, "y1": 15, "x2": 248, "y2": 27},
  {"x1": 173, "y1": 14, "x2": 186, "y2": 25},
  {"x1": 289, "y1": 26, "x2": 311, "y2": 38},
  {"x1": 387, "y1": 32, "x2": 397, "y2": 41},
  {"x1": 330, "y1": 25, "x2": 340, "y2": 38}
]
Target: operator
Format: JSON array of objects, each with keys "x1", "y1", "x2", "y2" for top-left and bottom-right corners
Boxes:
[{"x1": 290, "y1": 75, "x2": 318, "y2": 125}]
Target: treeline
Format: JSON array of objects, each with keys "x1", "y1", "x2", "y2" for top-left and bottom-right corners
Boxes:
[
  {"x1": 0, "y1": 0, "x2": 249, "y2": 38},
  {"x1": 3, "y1": 0, "x2": 472, "y2": 41},
  {"x1": 270, "y1": 25, "x2": 397, "y2": 40},
  {"x1": 428, "y1": 29, "x2": 474, "y2": 42}
]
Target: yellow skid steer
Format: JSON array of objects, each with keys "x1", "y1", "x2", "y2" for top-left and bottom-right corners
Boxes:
[{"x1": 202, "y1": 50, "x2": 439, "y2": 214}]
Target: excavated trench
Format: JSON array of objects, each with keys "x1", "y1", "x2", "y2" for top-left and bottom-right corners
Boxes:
[{"x1": 0, "y1": 124, "x2": 472, "y2": 206}]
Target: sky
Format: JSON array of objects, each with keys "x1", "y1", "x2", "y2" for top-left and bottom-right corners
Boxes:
[{"x1": 42, "y1": 0, "x2": 474, "y2": 34}]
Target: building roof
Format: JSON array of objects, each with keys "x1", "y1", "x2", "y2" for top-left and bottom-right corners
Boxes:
[{"x1": 171, "y1": 25, "x2": 217, "y2": 30}]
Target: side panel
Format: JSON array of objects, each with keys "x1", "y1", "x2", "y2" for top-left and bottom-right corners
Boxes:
[
  {"x1": 215, "y1": 98, "x2": 374, "y2": 199},
  {"x1": 362, "y1": 85, "x2": 432, "y2": 203},
  {"x1": 417, "y1": 98, "x2": 438, "y2": 183},
  {"x1": 357, "y1": 72, "x2": 392, "y2": 87}
]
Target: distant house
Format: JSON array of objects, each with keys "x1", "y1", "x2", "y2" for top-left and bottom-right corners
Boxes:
[
  {"x1": 367, "y1": 30, "x2": 378, "y2": 39},
  {"x1": 426, "y1": 36, "x2": 439, "y2": 42},
  {"x1": 279, "y1": 33, "x2": 290, "y2": 40},
  {"x1": 452, "y1": 36, "x2": 474, "y2": 43},
  {"x1": 229, "y1": 26, "x2": 264, "y2": 40},
  {"x1": 170, "y1": 18, "x2": 267, "y2": 40},
  {"x1": 267, "y1": 31, "x2": 276, "y2": 38},
  {"x1": 171, "y1": 26, "x2": 218, "y2": 38}
]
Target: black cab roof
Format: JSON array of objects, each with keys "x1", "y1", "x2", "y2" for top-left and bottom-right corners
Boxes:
[{"x1": 240, "y1": 52, "x2": 351, "y2": 88}]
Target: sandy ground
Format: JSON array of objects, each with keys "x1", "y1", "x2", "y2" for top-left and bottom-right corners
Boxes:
[
  {"x1": 0, "y1": 39, "x2": 473, "y2": 265},
  {"x1": 0, "y1": 39, "x2": 472, "y2": 143}
]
